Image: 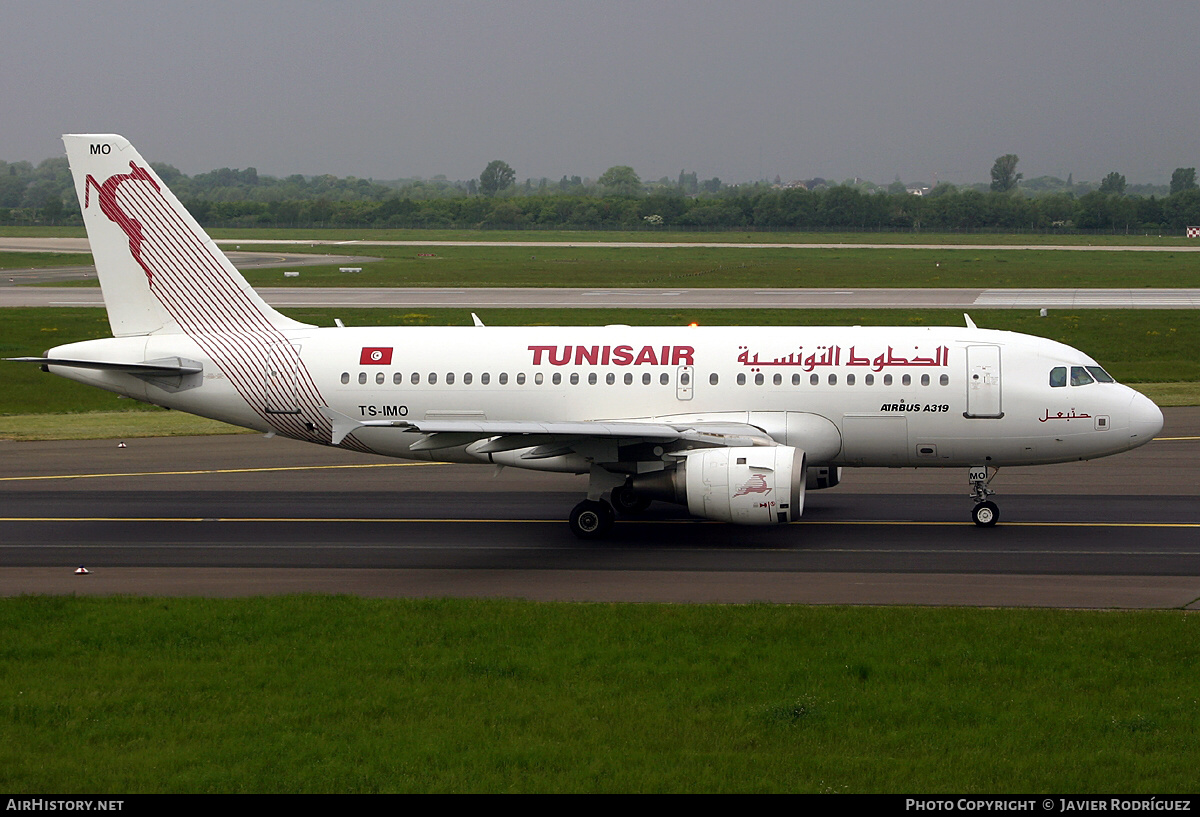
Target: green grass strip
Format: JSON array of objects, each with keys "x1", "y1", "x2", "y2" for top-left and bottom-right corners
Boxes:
[
  {"x1": 227, "y1": 244, "x2": 1200, "y2": 289},
  {"x1": 0, "y1": 410, "x2": 249, "y2": 441},
  {"x1": 0, "y1": 597, "x2": 1197, "y2": 793},
  {"x1": 7, "y1": 224, "x2": 1199, "y2": 245},
  {"x1": 0, "y1": 252, "x2": 94, "y2": 271}
]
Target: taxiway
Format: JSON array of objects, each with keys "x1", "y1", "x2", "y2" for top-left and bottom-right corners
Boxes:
[{"x1": 1, "y1": 409, "x2": 1196, "y2": 608}]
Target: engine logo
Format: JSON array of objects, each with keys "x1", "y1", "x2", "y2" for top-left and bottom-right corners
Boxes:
[{"x1": 733, "y1": 473, "x2": 771, "y2": 497}]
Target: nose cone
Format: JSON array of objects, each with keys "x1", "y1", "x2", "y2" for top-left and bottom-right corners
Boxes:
[{"x1": 1128, "y1": 391, "x2": 1164, "y2": 448}]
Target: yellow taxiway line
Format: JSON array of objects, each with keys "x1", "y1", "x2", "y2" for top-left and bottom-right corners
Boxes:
[
  {"x1": 0, "y1": 517, "x2": 1195, "y2": 528},
  {"x1": 0, "y1": 461, "x2": 446, "y2": 482}
]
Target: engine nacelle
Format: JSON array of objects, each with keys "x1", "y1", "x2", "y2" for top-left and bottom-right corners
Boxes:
[{"x1": 631, "y1": 446, "x2": 806, "y2": 525}]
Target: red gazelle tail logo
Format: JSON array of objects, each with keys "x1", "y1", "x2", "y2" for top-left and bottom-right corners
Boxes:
[{"x1": 84, "y1": 162, "x2": 161, "y2": 286}]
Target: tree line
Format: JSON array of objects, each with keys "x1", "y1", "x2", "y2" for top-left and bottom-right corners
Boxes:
[{"x1": 2, "y1": 155, "x2": 1198, "y2": 233}]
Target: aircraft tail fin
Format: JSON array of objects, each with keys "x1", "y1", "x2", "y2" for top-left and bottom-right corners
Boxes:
[{"x1": 62, "y1": 134, "x2": 310, "y2": 337}]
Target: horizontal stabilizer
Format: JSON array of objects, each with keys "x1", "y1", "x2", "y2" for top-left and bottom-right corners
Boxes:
[{"x1": 7, "y1": 356, "x2": 203, "y2": 376}]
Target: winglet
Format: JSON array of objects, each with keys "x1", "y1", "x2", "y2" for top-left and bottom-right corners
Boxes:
[
  {"x1": 964, "y1": 313, "x2": 977, "y2": 329},
  {"x1": 471, "y1": 313, "x2": 485, "y2": 327}
]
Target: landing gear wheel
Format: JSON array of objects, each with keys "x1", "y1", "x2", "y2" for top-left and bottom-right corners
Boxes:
[
  {"x1": 569, "y1": 499, "x2": 615, "y2": 539},
  {"x1": 610, "y1": 484, "x2": 651, "y2": 516},
  {"x1": 972, "y1": 501, "x2": 1000, "y2": 527}
]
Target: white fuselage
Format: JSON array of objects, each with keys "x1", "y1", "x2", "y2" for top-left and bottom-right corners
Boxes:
[{"x1": 48, "y1": 322, "x2": 1163, "y2": 471}]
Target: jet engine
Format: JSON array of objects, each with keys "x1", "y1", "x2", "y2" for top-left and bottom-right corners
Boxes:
[{"x1": 630, "y1": 446, "x2": 806, "y2": 524}]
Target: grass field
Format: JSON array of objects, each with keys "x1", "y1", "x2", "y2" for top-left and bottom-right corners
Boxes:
[
  {"x1": 33, "y1": 242, "x2": 1196, "y2": 289},
  {"x1": 0, "y1": 410, "x2": 250, "y2": 440},
  {"x1": 231, "y1": 244, "x2": 1200, "y2": 289},
  {"x1": 1, "y1": 597, "x2": 1197, "y2": 793},
  {"x1": 6, "y1": 223, "x2": 1200, "y2": 245},
  {"x1": 0, "y1": 251, "x2": 93, "y2": 270}
]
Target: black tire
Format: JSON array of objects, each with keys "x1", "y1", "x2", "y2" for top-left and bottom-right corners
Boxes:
[
  {"x1": 569, "y1": 499, "x2": 615, "y2": 539},
  {"x1": 972, "y1": 500, "x2": 1000, "y2": 527},
  {"x1": 610, "y1": 484, "x2": 651, "y2": 516}
]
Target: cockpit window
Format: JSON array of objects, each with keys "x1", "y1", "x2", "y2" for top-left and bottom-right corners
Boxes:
[
  {"x1": 1085, "y1": 366, "x2": 1115, "y2": 383},
  {"x1": 1049, "y1": 367, "x2": 1067, "y2": 388},
  {"x1": 1070, "y1": 366, "x2": 1095, "y2": 386}
]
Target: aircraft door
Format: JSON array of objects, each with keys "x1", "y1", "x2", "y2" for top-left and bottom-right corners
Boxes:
[
  {"x1": 965, "y1": 344, "x2": 1003, "y2": 418},
  {"x1": 676, "y1": 365, "x2": 693, "y2": 400},
  {"x1": 264, "y1": 341, "x2": 302, "y2": 415}
]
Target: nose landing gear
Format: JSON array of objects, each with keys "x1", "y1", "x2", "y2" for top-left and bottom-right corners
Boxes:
[
  {"x1": 969, "y1": 465, "x2": 1000, "y2": 527},
  {"x1": 971, "y1": 500, "x2": 1000, "y2": 527}
]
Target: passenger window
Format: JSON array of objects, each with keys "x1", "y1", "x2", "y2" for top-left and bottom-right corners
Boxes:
[
  {"x1": 828, "y1": 374, "x2": 837, "y2": 385},
  {"x1": 773, "y1": 373, "x2": 782, "y2": 386},
  {"x1": 883, "y1": 374, "x2": 893, "y2": 386},
  {"x1": 340, "y1": 372, "x2": 349, "y2": 384},
  {"x1": 481, "y1": 372, "x2": 490, "y2": 385},
  {"x1": 846, "y1": 374, "x2": 855, "y2": 386},
  {"x1": 660, "y1": 373, "x2": 669, "y2": 385},
  {"x1": 428, "y1": 372, "x2": 437, "y2": 385},
  {"x1": 446, "y1": 372, "x2": 455, "y2": 385},
  {"x1": 865, "y1": 374, "x2": 874, "y2": 386},
  {"x1": 411, "y1": 372, "x2": 420, "y2": 385},
  {"x1": 570, "y1": 373, "x2": 579, "y2": 385},
  {"x1": 393, "y1": 372, "x2": 403, "y2": 385},
  {"x1": 516, "y1": 373, "x2": 525, "y2": 385},
  {"x1": 737, "y1": 373, "x2": 746, "y2": 386},
  {"x1": 901, "y1": 374, "x2": 911, "y2": 386},
  {"x1": 358, "y1": 372, "x2": 367, "y2": 385},
  {"x1": 1050, "y1": 367, "x2": 1067, "y2": 388},
  {"x1": 553, "y1": 373, "x2": 561, "y2": 385},
  {"x1": 810, "y1": 374, "x2": 819, "y2": 386},
  {"x1": 625, "y1": 373, "x2": 634, "y2": 385},
  {"x1": 710, "y1": 373, "x2": 719, "y2": 386},
  {"x1": 1070, "y1": 366, "x2": 1094, "y2": 386},
  {"x1": 464, "y1": 372, "x2": 473, "y2": 385},
  {"x1": 754, "y1": 373, "x2": 764, "y2": 386},
  {"x1": 606, "y1": 373, "x2": 615, "y2": 385},
  {"x1": 792, "y1": 374, "x2": 801, "y2": 386},
  {"x1": 534, "y1": 373, "x2": 543, "y2": 385},
  {"x1": 939, "y1": 374, "x2": 949, "y2": 386},
  {"x1": 921, "y1": 374, "x2": 929, "y2": 386},
  {"x1": 588, "y1": 373, "x2": 597, "y2": 385},
  {"x1": 642, "y1": 373, "x2": 651, "y2": 385},
  {"x1": 499, "y1": 373, "x2": 509, "y2": 385},
  {"x1": 1086, "y1": 366, "x2": 1115, "y2": 383},
  {"x1": 376, "y1": 372, "x2": 385, "y2": 385}
]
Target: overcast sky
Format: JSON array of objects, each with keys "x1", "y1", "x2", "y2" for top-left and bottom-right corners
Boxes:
[{"x1": 3, "y1": 1, "x2": 1197, "y2": 186}]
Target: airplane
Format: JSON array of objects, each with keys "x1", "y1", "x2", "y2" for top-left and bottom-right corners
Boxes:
[{"x1": 9, "y1": 134, "x2": 1164, "y2": 538}]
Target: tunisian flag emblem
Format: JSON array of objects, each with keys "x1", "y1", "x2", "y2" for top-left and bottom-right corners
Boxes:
[{"x1": 359, "y1": 347, "x2": 393, "y2": 365}]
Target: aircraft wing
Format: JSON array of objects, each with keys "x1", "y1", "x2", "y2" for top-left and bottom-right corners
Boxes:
[{"x1": 322, "y1": 408, "x2": 775, "y2": 453}]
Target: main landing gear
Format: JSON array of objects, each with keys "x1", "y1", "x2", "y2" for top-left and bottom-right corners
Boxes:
[
  {"x1": 569, "y1": 487, "x2": 654, "y2": 539},
  {"x1": 569, "y1": 475, "x2": 652, "y2": 539},
  {"x1": 969, "y1": 466, "x2": 1000, "y2": 527},
  {"x1": 569, "y1": 499, "x2": 615, "y2": 539}
]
